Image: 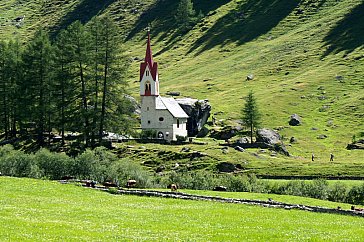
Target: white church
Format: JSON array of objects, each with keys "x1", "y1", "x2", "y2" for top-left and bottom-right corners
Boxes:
[{"x1": 139, "y1": 32, "x2": 188, "y2": 141}]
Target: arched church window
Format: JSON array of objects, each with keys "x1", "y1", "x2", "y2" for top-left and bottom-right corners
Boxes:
[
  {"x1": 145, "y1": 81, "x2": 151, "y2": 95},
  {"x1": 146, "y1": 70, "x2": 150, "y2": 76},
  {"x1": 177, "y1": 118, "x2": 180, "y2": 128},
  {"x1": 158, "y1": 132, "x2": 164, "y2": 139}
]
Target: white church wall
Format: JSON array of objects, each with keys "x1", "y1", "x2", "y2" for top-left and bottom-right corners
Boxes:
[{"x1": 172, "y1": 118, "x2": 188, "y2": 140}]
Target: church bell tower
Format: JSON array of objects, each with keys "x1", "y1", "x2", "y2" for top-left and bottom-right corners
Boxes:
[{"x1": 140, "y1": 31, "x2": 159, "y2": 96}]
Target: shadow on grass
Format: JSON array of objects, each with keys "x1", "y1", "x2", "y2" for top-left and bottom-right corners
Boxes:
[
  {"x1": 188, "y1": 0, "x2": 301, "y2": 55},
  {"x1": 323, "y1": 1, "x2": 364, "y2": 56},
  {"x1": 126, "y1": 0, "x2": 230, "y2": 56},
  {"x1": 49, "y1": 0, "x2": 115, "y2": 37}
]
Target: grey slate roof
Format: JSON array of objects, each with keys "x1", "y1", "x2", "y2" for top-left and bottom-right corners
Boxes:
[{"x1": 156, "y1": 96, "x2": 189, "y2": 118}]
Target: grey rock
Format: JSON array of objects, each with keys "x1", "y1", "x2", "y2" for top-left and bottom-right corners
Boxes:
[
  {"x1": 246, "y1": 74, "x2": 254, "y2": 81},
  {"x1": 290, "y1": 137, "x2": 297, "y2": 143},
  {"x1": 289, "y1": 114, "x2": 301, "y2": 126},
  {"x1": 256, "y1": 128, "x2": 282, "y2": 145},
  {"x1": 124, "y1": 94, "x2": 141, "y2": 115},
  {"x1": 335, "y1": 75, "x2": 343, "y2": 81},
  {"x1": 176, "y1": 98, "x2": 211, "y2": 136},
  {"x1": 166, "y1": 91, "x2": 180, "y2": 96},
  {"x1": 236, "y1": 137, "x2": 250, "y2": 144},
  {"x1": 234, "y1": 146, "x2": 245, "y2": 152},
  {"x1": 180, "y1": 147, "x2": 190, "y2": 152},
  {"x1": 317, "y1": 134, "x2": 328, "y2": 139},
  {"x1": 216, "y1": 162, "x2": 236, "y2": 172},
  {"x1": 196, "y1": 126, "x2": 209, "y2": 138},
  {"x1": 256, "y1": 128, "x2": 290, "y2": 156},
  {"x1": 210, "y1": 126, "x2": 240, "y2": 140},
  {"x1": 347, "y1": 139, "x2": 364, "y2": 150},
  {"x1": 318, "y1": 95, "x2": 326, "y2": 100}
]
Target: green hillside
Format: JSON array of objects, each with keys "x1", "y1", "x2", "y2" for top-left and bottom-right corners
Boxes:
[
  {"x1": 0, "y1": 0, "x2": 363, "y2": 170},
  {"x1": 1, "y1": 176, "x2": 364, "y2": 241}
]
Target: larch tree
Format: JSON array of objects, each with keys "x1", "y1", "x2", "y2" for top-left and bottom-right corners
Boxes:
[
  {"x1": 21, "y1": 30, "x2": 54, "y2": 146},
  {"x1": 242, "y1": 90, "x2": 261, "y2": 143}
]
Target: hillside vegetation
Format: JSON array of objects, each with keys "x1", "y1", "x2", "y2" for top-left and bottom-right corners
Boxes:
[
  {"x1": 1, "y1": 176, "x2": 364, "y2": 241},
  {"x1": 0, "y1": 0, "x2": 363, "y2": 173}
]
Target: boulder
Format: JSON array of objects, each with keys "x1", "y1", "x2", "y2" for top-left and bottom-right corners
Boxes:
[
  {"x1": 216, "y1": 162, "x2": 236, "y2": 172},
  {"x1": 213, "y1": 186, "x2": 227, "y2": 191},
  {"x1": 176, "y1": 98, "x2": 211, "y2": 136},
  {"x1": 236, "y1": 137, "x2": 250, "y2": 144},
  {"x1": 234, "y1": 146, "x2": 245, "y2": 152},
  {"x1": 166, "y1": 91, "x2": 180, "y2": 96},
  {"x1": 210, "y1": 126, "x2": 240, "y2": 140},
  {"x1": 347, "y1": 139, "x2": 364, "y2": 150},
  {"x1": 289, "y1": 114, "x2": 301, "y2": 126},
  {"x1": 124, "y1": 94, "x2": 141, "y2": 115},
  {"x1": 256, "y1": 128, "x2": 281, "y2": 145},
  {"x1": 196, "y1": 126, "x2": 209, "y2": 138},
  {"x1": 290, "y1": 137, "x2": 297, "y2": 143},
  {"x1": 246, "y1": 74, "x2": 254, "y2": 81},
  {"x1": 317, "y1": 134, "x2": 328, "y2": 139},
  {"x1": 256, "y1": 128, "x2": 290, "y2": 156}
]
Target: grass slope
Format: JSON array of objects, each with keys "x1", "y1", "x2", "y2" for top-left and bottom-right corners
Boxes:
[
  {"x1": 0, "y1": 0, "x2": 363, "y2": 174},
  {"x1": 1, "y1": 176, "x2": 364, "y2": 241}
]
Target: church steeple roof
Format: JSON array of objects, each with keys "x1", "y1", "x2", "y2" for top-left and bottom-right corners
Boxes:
[
  {"x1": 145, "y1": 31, "x2": 154, "y2": 67},
  {"x1": 140, "y1": 31, "x2": 158, "y2": 82}
]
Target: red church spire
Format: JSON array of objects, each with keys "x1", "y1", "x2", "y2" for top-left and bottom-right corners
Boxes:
[
  {"x1": 140, "y1": 30, "x2": 158, "y2": 82},
  {"x1": 145, "y1": 30, "x2": 154, "y2": 67}
]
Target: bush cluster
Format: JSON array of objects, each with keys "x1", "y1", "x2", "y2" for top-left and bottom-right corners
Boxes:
[
  {"x1": 160, "y1": 171, "x2": 364, "y2": 205},
  {"x1": 0, "y1": 145, "x2": 152, "y2": 188},
  {"x1": 1, "y1": 144, "x2": 364, "y2": 205}
]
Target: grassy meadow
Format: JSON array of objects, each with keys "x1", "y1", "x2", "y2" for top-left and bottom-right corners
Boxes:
[
  {"x1": 0, "y1": 0, "x2": 363, "y2": 175},
  {"x1": 1, "y1": 176, "x2": 364, "y2": 241}
]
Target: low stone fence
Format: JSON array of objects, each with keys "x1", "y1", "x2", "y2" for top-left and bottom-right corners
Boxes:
[{"x1": 90, "y1": 186, "x2": 364, "y2": 218}]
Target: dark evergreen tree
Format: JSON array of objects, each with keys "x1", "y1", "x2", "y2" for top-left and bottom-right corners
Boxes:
[
  {"x1": 88, "y1": 16, "x2": 103, "y2": 146},
  {"x1": 65, "y1": 21, "x2": 93, "y2": 146},
  {"x1": 242, "y1": 91, "x2": 261, "y2": 143},
  {"x1": 175, "y1": 0, "x2": 202, "y2": 31},
  {"x1": 21, "y1": 30, "x2": 54, "y2": 146},
  {"x1": 88, "y1": 15, "x2": 134, "y2": 142},
  {"x1": 0, "y1": 41, "x2": 9, "y2": 137},
  {"x1": 54, "y1": 29, "x2": 80, "y2": 145},
  {"x1": 6, "y1": 39, "x2": 23, "y2": 138}
]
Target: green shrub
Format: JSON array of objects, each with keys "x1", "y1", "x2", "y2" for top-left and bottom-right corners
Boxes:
[
  {"x1": 328, "y1": 182, "x2": 348, "y2": 203},
  {"x1": 0, "y1": 145, "x2": 33, "y2": 177},
  {"x1": 74, "y1": 147, "x2": 118, "y2": 182},
  {"x1": 110, "y1": 158, "x2": 152, "y2": 188},
  {"x1": 346, "y1": 184, "x2": 364, "y2": 205},
  {"x1": 34, "y1": 149, "x2": 73, "y2": 180},
  {"x1": 176, "y1": 135, "x2": 187, "y2": 142},
  {"x1": 140, "y1": 129, "x2": 157, "y2": 139}
]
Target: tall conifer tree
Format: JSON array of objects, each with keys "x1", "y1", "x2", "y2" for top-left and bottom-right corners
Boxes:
[
  {"x1": 242, "y1": 91, "x2": 261, "y2": 143},
  {"x1": 22, "y1": 30, "x2": 54, "y2": 146}
]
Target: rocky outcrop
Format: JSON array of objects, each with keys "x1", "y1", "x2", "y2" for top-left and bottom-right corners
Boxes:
[
  {"x1": 216, "y1": 162, "x2": 236, "y2": 172},
  {"x1": 124, "y1": 94, "x2": 141, "y2": 115},
  {"x1": 176, "y1": 98, "x2": 211, "y2": 136},
  {"x1": 256, "y1": 128, "x2": 290, "y2": 156},
  {"x1": 210, "y1": 126, "x2": 241, "y2": 140},
  {"x1": 347, "y1": 139, "x2": 364, "y2": 150},
  {"x1": 289, "y1": 114, "x2": 302, "y2": 126}
]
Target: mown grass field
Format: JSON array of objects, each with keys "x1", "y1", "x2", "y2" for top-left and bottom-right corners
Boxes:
[{"x1": 1, "y1": 176, "x2": 364, "y2": 241}]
